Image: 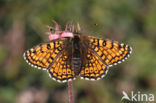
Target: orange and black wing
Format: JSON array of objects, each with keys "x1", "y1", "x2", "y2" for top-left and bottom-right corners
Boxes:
[
  {"x1": 23, "y1": 38, "x2": 76, "y2": 82},
  {"x1": 80, "y1": 49, "x2": 108, "y2": 80},
  {"x1": 23, "y1": 38, "x2": 65, "y2": 70},
  {"x1": 80, "y1": 36, "x2": 132, "y2": 80},
  {"x1": 88, "y1": 36, "x2": 132, "y2": 67},
  {"x1": 48, "y1": 50, "x2": 76, "y2": 83}
]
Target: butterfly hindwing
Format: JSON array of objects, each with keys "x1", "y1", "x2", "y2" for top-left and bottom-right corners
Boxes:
[
  {"x1": 48, "y1": 50, "x2": 76, "y2": 83},
  {"x1": 80, "y1": 49, "x2": 108, "y2": 80}
]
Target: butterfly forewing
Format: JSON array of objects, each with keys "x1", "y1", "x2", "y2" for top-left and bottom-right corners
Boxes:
[
  {"x1": 23, "y1": 38, "x2": 66, "y2": 70},
  {"x1": 87, "y1": 36, "x2": 132, "y2": 67}
]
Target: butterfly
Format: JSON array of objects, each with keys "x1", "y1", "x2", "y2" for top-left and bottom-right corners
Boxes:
[{"x1": 23, "y1": 22, "x2": 132, "y2": 83}]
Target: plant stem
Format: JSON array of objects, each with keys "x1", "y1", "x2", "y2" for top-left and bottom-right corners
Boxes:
[{"x1": 68, "y1": 81, "x2": 73, "y2": 103}]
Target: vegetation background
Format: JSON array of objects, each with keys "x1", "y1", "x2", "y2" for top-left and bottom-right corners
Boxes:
[{"x1": 0, "y1": 0, "x2": 156, "y2": 103}]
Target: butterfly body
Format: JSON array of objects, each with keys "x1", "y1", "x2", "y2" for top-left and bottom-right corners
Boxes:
[{"x1": 71, "y1": 35, "x2": 82, "y2": 75}]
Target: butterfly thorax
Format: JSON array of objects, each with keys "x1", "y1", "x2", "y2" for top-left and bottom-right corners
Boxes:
[{"x1": 72, "y1": 35, "x2": 82, "y2": 75}]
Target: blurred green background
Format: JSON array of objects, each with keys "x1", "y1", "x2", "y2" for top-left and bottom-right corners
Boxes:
[{"x1": 0, "y1": 0, "x2": 156, "y2": 103}]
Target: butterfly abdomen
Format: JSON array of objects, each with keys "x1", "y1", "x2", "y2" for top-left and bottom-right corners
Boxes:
[
  {"x1": 72, "y1": 57, "x2": 81, "y2": 75},
  {"x1": 72, "y1": 35, "x2": 82, "y2": 75}
]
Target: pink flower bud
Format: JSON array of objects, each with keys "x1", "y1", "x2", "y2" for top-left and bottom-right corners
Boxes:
[{"x1": 49, "y1": 32, "x2": 73, "y2": 41}]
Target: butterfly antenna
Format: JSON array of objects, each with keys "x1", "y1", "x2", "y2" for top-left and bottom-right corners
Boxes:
[
  {"x1": 77, "y1": 22, "x2": 81, "y2": 31},
  {"x1": 69, "y1": 21, "x2": 74, "y2": 32},
  {"x1": 51, "y1": 19, "x2": 61, "y2": 31},
  {"x1": 65, "y1": 20, "x2": 73, "y2": 31}
]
